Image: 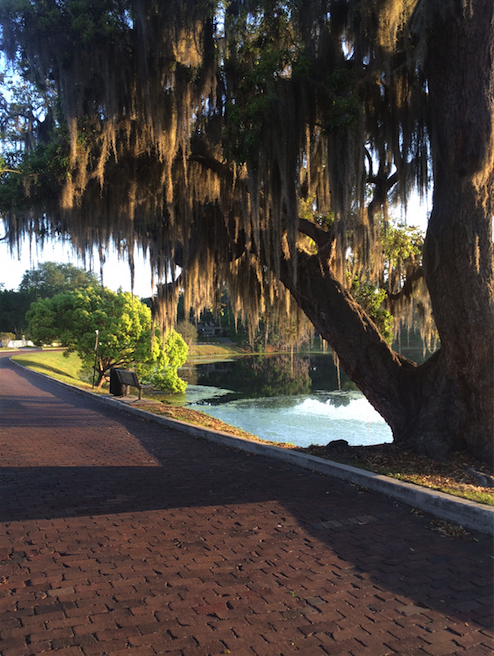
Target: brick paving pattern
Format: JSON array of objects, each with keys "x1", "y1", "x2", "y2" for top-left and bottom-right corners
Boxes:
[{"x1": 0, "y1": 353, "x2": 493, "y2": 656}]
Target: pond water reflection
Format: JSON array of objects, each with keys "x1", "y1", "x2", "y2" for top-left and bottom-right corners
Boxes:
[{"x1": 180, "y1": 354, "x2": 393, "y2": 447}]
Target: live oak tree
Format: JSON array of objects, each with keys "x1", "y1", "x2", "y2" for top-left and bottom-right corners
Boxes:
[
  {"x1": 0, "y1": 0, "x2": 492, "y2": 464},
  {"x1": 27, "y1": 287, "x2": 188, "y2": 392}
]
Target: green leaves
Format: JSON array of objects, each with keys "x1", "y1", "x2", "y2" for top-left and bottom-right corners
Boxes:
[
  {"x1": 27, "y1": 286, "x2": 188, "y2": 391},
  {"x1": 381, "y1": 221, "x2": 424, "y2": 296},
  {"x1": 322, "y1": 69, "x2": 360, "y2": 134},
  {"x1": 351, "y1": 278, "x2": 393, "y2": 343},
  {"x1": 382, "y1": 222, "x2": 423, "y2": 271},
  {"x1": 348, "y1": 220, "x2": 425, "y2": 343},
  {"x1": 222, "y1": 4, "x2": 299, "y2": 165},
  {"x1": 19, "y1": 261, "x2": 99, "y2": 298}
]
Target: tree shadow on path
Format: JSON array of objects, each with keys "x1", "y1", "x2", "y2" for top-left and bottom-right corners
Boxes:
[{"x1": 1, "y1": 355, "x2": 493, "y2": 644}]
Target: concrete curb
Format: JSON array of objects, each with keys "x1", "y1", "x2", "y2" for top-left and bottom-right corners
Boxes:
[{"x1": 11, "y1": 359, "x2": 494, "y2": 536}]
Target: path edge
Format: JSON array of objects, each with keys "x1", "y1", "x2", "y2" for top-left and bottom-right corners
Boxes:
[{"x1": 11, "y1": 359, "x2": 494, "y2": 536}]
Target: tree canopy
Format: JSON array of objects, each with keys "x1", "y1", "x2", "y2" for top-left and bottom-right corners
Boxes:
[
  {"x1": 0, "y1": 261, "x2": 99, "y2": 334},
  {"x1": 0, "y1": 0, "x2": 492, "y2": 464},
  {"x1": 19, "y1": 261, "x2": 99, "y2": 298},
  {"x1": 27, "y1": 286, "x2": 188, "y2": 392},
  {"x1": 0, "y1": 286, "x2": 32, "y2": 334}
]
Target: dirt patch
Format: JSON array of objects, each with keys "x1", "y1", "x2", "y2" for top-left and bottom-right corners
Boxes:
[{"x1": 134, "y1": 403, "x2": 259, "y2": 441}]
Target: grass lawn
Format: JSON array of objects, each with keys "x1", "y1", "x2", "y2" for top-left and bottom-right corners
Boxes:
[
  {"x1": 11, "y1": 350, "x2": 93, "y2": 388},
  {"x1": 10, "y1": 348, "x2": 494, "y2": 507},
  {"x1": 188, "y1": 343, "x2": 246, "y2": 360}
]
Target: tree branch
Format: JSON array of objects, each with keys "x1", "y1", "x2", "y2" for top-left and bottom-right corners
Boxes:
[
  {"x1": 297, "y1": 218, "x2": 335, "y2": 250},
  {"x1": 366, "y1": 170, "x2": 399, "y2": 189},
  {"x1": 188, "y1": 152, "x2": 335, "y2": 255},
  {"x1": 386, "y1": 266, "x2": 425, "y2": 304},
  {"x1": 0, "y1": 168, "x2": 22, "y2": 175},
  {"x1": 276, "y1": 249, "x2": 421, "y2": 437},
  {"x1": 188, "y1": 154, "x2": 230, "y2": 177}
]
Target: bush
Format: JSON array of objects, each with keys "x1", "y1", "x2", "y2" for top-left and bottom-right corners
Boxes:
[{"x1": 0, "y1": 332, "x2": 15, "y2": 347}]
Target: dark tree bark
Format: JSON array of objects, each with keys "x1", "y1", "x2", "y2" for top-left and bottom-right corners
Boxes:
[
  {"x1": 420, "y1": 0, "x2": 494, "y2": 464},
  {"x1": 281, "y1": 0, "x2": 494, "y2": 465}
]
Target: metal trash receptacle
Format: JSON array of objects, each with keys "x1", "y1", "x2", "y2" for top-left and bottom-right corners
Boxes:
[{"x1": 109, "y1": 368, "x2": 125, "y2": 396}]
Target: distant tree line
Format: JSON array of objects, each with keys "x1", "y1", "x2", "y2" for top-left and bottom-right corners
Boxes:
[{"x1": 0, "y1": 262, "x2": 99, "y2": 335}]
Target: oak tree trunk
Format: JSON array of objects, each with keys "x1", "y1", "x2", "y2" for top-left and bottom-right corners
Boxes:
[
  {"x1": 282, "y1": 0, "x2": 494, "y2": 465},
  {"x1": 419, "y1": 0, "x2": 494, "y2": 464}
]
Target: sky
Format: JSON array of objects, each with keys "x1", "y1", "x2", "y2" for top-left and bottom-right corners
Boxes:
[
  {"x1": 0, "y1": 194, "x2": 430, "y2": 299},
  {"x1": 0, "y1": 237, "x2": 156, "y2": 298}
]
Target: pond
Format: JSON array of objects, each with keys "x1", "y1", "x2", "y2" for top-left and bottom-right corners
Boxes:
[{"x1": 179, "y1": 353, "x2": 393, "y2": 448}]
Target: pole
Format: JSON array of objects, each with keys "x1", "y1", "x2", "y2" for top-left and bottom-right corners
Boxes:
[{"x1": 92, "y1": 329, "x2": 99, "y2": 389}]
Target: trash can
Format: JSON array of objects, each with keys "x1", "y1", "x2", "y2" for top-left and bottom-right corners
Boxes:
[{"x1": 109, "y1": 368, "x2": 125, "y2": 396}]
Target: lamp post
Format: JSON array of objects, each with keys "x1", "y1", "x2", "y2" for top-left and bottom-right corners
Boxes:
[{"x1": 92, "y1": 329, "x2": 99, "y2": 389}]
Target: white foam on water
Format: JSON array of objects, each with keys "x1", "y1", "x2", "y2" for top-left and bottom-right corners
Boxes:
[
  {"x1": 188, "y1": 391, "x2": 392, "y2": 448},
  {"x1": 289, "y1": 396, "x2": 386, "y2": 423}
]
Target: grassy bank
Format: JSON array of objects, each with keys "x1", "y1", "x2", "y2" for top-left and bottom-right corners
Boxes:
[
  {"x1": 187, "y1": 343, "x2": 247, "y2": 361},
  {"x1": 10, "y1": 348, "x2": 493, "y2": 507},
  {"x1": 8, "y1": 343, "x2": 245, "y2": 381},
  {"x1": 11, "y1": 350, "x2": 94, "y2": 388}
]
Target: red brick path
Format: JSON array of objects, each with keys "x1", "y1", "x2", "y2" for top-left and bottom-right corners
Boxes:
[{"x1": 0, "y1": 353, "x2": 492, "y2": 656}]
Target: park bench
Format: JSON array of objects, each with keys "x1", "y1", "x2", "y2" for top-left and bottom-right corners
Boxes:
[{"x1": 110, "y1": 368, "x2": 142, "y2": 400}]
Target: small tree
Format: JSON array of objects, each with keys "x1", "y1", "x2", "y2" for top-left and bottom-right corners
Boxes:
[
  {"x1": 141, "y1": 330, "x2": 188, "y2": 394},
  {"x1": 175, "y1": 320, "x2": 198, "y2": 346},
  {"x1": 0, "y1": 331, "x2": 15, "y2": 347},
  {"x1": 27, "y1": 287, "x2": 188, "y2": 391}
]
